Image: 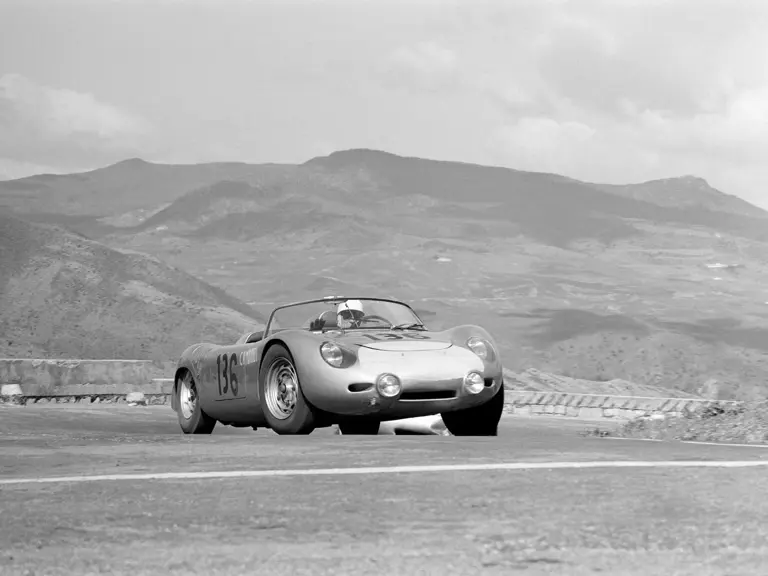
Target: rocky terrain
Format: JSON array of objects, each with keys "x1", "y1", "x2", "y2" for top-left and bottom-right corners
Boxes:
[{"x1": 598, "y1": 400, "x2": 768, "y2": 445}]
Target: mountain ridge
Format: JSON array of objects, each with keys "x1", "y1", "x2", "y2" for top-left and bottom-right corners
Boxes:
[{"x1": 1, "y1": 148, "x2": 765, "y2": 219}]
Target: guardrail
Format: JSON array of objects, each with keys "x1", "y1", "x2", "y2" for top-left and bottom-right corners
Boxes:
[{"x1": 502, "y1": 390, "x2": 741, "y2": 420}]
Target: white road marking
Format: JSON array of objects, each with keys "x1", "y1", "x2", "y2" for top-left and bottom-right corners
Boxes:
[{"x1": 2, "y1": 460, "x2": 768, "y2": 486}]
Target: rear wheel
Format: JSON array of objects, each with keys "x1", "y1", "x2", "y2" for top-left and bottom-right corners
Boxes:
[
  {"x1": 259, "y1": 344, "x2": 317, "y2": 435},
  {"x1": 337, "y1": 419, "x2": 380, "y2": 435},
  {"x1": 176, "y1": 370, "x2": 217, "y2": 434},
  {"x1": 441, "y1": 383, "x2": 505, "y2": 436}
]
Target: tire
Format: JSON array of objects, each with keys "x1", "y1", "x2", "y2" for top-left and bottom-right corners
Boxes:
[
  {"x1": 176, "y1": 370, "x2": 217, "y2": 434},
  {"x1": 259, "y1": 344, "x2": 317, "y2": 435},
  {"x1": 441, "y1": 383, "x2": 505, "y2": 436},
  {"x1": 337, "y1": 419, "x2": 380, "y2": 435}
]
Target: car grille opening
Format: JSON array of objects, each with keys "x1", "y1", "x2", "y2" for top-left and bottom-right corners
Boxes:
[
  {"x1": 348, "y1": 383, "x2": 373, "y2": 393},
  {"x1": 400, "y1": 390, "x2": 457, "y2": 401}
]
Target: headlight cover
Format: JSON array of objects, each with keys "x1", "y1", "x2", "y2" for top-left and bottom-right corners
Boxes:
[
  {"x1": 466, "y1": 337, "x2": 493, "y2": 360},
  {"x1": 376, "y1": 373, "x2": 402, "y2": 398},
  {"x1": 463, "y1": 371, "x2": 485, "y2": 394},
  {"x1": 320, "y1": 342, "x2": 344, "y2": 367}
]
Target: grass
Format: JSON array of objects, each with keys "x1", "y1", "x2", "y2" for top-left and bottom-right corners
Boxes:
[{"x1": 587, "y1": 401, "x2": 768, "y2": 445}]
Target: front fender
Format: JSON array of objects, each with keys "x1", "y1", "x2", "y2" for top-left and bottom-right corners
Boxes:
[
  {"x1": 445, "y1": 324, "x2": 503, "y2": 371},
  {"x1": 259, "y1": 330, "x2": 360, "y2": 406},
  {"x1": 171, "y1": 342, "x2": 218, "y2": 412}
]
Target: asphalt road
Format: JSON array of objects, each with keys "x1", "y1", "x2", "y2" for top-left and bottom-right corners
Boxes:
[{"x1": 1, "y1": 404, "x2": 768, "y2": 576}]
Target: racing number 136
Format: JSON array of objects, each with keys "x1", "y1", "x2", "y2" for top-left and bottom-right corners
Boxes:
[{"x1": 216, "y1": 353, "x2": 239, "y2": 396}]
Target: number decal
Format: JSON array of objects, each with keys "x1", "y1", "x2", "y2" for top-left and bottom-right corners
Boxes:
[
  {"x1": 363, "y1": 332, "x2": 432, "y2": 341},
  {"x1": 222, "y1": 355, "x2": 229, "y2": 394},
  {"x1": 229, "y1": 353, "x2": 239, "y2": 396},
  {"x1": 216, "y1": 354, "x2": 222, "y2": 395},
  {"x1": 215, "y1": 353, "x2": 242, "y2": 398}
]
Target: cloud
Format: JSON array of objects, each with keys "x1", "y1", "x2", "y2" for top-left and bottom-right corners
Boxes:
[
  {"x1": 383, "y1": 41, "x2": 460, "y2": 92},
  {"x1": 2, "y1": 0, "x2": 767, "y2": 208},
  {"x1": 0, "y1": 73, "x2": 154, "y2": 174},
  {"x1": 390, "y1": 41, "x2": 457, "y2": 76},
  {"x1": 457, "y1": 0, "x2": 768, "y2": 206}
]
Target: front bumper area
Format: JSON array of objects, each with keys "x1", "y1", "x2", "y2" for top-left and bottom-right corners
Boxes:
[
  {"x1": 305, "y1": 373, "x2": 503, "y2": 420},
  {"x1": 296, "y1": 341, "x2": 503, "y2": 420}
]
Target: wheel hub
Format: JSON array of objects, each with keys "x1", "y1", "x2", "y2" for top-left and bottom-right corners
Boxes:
[
  {"x1": 266, "y1": 360, "x2": 299, "y2": 419},
  {"x1": 179, "y1": 374, "x2": 197, "y2": 420}
]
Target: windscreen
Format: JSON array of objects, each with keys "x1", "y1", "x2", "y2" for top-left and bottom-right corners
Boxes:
[{"x1": 267, "y1": 299, "x2": 423, "y2": 333}]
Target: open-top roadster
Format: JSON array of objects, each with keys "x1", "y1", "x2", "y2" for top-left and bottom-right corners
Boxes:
[{"x1": 171, "y1": 296, "x2": 505, "y2": 436}]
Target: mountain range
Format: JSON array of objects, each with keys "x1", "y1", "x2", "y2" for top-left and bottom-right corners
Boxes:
[{"x1": 2, "y1": 148, "x2": 768, "y2": 400}]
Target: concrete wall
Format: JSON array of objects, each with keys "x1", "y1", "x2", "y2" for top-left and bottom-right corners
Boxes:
[{"x1": 0, "y1": 358, "x2": 176, "y2": 396}]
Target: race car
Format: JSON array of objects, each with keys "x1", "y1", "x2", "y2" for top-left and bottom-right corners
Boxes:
[{"x1": 170, "y1": 296, "x2": 505, "y2": 436}]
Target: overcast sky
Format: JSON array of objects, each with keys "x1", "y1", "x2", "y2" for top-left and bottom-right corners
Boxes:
[{"x1": 1, "y1": 0, "x2": 767, "y2": 208}]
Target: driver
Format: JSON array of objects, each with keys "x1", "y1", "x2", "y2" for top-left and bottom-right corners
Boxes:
[{"x1": 336, "y1": 299, "x2": 365, "y2": 328}]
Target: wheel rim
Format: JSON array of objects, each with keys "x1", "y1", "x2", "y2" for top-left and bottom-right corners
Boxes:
[
  {"x1": 264, "y1": 357, "x2": 299, "y2": 420},
  {"x1": 179, "y1": 372, "x2": 197, "y2": 420}
]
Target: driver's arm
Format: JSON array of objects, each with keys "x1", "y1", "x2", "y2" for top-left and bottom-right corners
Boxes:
[{"x1": 309, "y1": 310, "x2": 333, "y2": 331}]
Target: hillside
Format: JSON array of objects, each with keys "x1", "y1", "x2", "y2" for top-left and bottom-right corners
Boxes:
[
  {"x1": 0, "y1": 213, "x2": 264, "y2": 360},
  {"x1": 594, "y1": 175, "x2": 768, "y2": 219},
  {"x1": 0, "y1": 158, "x2": 300, "y2": 217},
  {"x1": 2, "y1": 149, "x2": 768, "y2": 400}
]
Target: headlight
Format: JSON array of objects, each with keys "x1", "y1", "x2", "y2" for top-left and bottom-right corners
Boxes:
[
  {"x1": 463, "y1": 371, "x2": 485, "y2": 394},
  {"x1": 320, "y1": 342, "x2": 344, "y2": 367},
  {"x1": 376, "y1": 373, "x2": 402, "y2": 398},
  {"x1": 466, "y1": 337, "x2": 491, "y2": 360}
]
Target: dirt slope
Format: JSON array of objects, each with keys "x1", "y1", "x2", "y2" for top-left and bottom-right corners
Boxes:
[{"x1": 0, "y1": 213, "x2": 264, "y2": 360}]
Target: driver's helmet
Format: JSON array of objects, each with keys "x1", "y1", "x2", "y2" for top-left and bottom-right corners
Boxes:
[{"x1": 337, "y1": 299, "x2": 365, "y2": 325}]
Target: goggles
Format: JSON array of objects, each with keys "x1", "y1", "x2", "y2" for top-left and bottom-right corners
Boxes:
[{"x1": 338, "y1": 308, "x2": 365, "y2": 321}]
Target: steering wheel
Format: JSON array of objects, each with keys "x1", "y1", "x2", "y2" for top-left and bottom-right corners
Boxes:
[{"x1": 358, "y1": 314, "x2": 391, "y2": 326}]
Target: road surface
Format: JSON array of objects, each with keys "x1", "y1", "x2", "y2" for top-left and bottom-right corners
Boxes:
[{"x1": 1, "y1": 403, "x2": 767, "y2": 575}]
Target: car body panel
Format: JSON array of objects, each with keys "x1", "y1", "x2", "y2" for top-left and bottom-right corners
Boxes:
[{"x1": 172, "y1": 296, "x2": 503, "y2": 428}]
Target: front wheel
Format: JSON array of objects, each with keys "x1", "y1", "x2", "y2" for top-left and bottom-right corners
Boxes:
[
  {"x1": 176, "y1": 370, "x2": 217, "y2": 434},
  {"x1": 441, "y1": 383, "x2": 505, "y2": 436},
  {"x1": 259, "y1": 344, "x2": 317, "y2": 435}
]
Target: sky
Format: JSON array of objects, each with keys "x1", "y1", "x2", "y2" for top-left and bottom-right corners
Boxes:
[{"x1": 1, "y1": 0, "x2": 767, "y2": 208}]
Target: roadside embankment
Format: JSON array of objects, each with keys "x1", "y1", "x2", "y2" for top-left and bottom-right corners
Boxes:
[{"x1": 0, "y1": 358, "x2": 175, "y2": 396}]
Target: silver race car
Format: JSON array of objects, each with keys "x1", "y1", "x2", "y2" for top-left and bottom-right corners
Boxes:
[{"x1": 171, "y1": 296, "x2": 505, "y2": 436}]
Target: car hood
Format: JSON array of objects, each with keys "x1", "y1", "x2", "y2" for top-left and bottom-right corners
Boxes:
[{"x1": 327, "y1": 330, "x2": 452, "y2": 352}]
